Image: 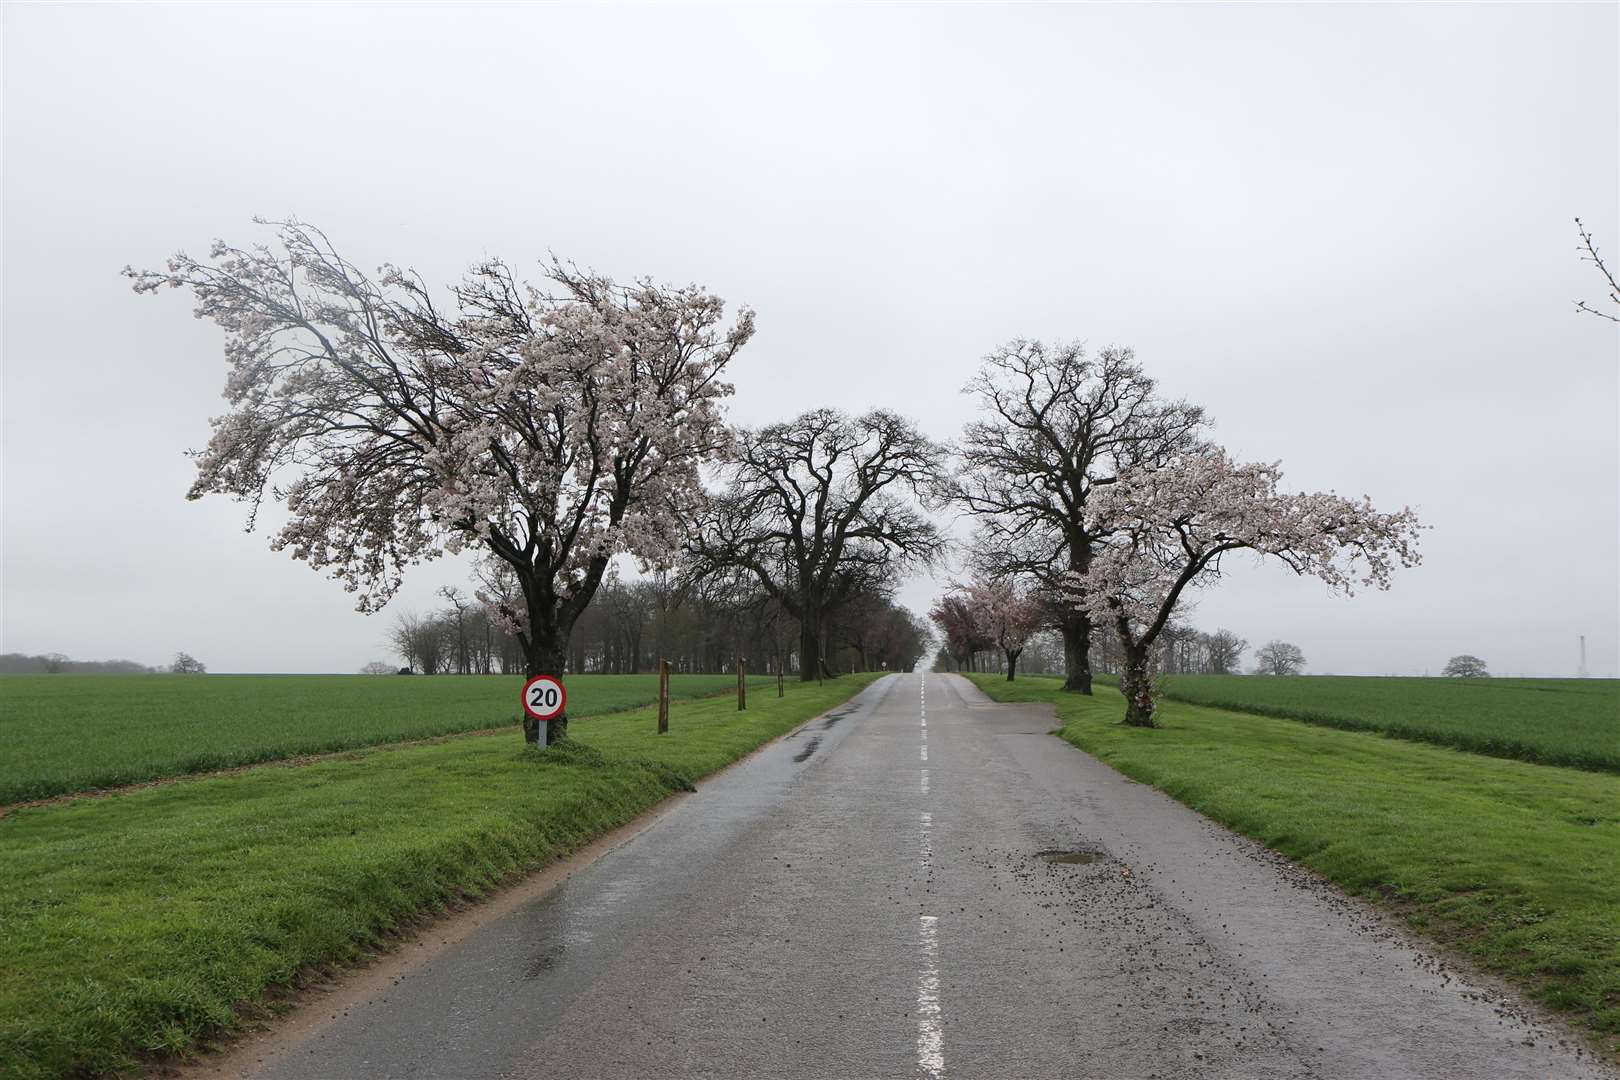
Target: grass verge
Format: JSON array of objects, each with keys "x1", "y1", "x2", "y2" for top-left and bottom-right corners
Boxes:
[
  {"x1": 0, "y1": 673, "x2": 884, "y2": 1080},
  {"x1": 1146, "y1": 673, "x2": 1620, "y2": 774},
  {"x1": 0, "y1": 673, "x2": 781, "y2": 803},
  {"x1": 968, "y1": 674, "x2": 1620, "y2": 1059}
]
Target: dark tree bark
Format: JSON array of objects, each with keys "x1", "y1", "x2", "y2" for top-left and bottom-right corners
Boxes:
[
  {"x1": 520, "y1": 632, "x2": 573, "y2": 744},
  {"x1": 1118, "y1": 644, "x2": 1156, "y2": 727},
  {"x1": 1059, "y1": 608, "x2": 1094, "y2": 693},
  {"x1": 510, "y1": 554, "x2": 616, "y2": 745},
  {"x1": 1099, "y1": 538, "x2": 1241, "y2": 728},
  {"x1": 798, "y1": 620, "x2": 821, "y2": 687}
]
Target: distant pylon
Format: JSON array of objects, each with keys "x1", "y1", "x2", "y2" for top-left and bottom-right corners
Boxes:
[{"x1": 1578, "y1": 635, "x2": 1588, "y2": 678}]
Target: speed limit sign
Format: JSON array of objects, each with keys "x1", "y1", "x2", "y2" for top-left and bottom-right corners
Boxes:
[{"x1": 521, "y1": 675, "x2": 567, "y2": 722}]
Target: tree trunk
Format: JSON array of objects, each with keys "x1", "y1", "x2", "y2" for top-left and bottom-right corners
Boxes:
[
  {"x1": 1060, "y1": 609, "x2": 1094, "y2": 694},
  {"x1": 798, "y1": 618, "x2": 821, "y2": 683},
  {"x1": 657, "y1": 659, "x2": 670, "y2": 734},
  {"x1": 523, "y1": 639, "x2": 569, "y2": 745},
  {"x1": 1119, "y1": 647, "x2": 1156, "y2": 727},
  {"x1": 1005, "y1": 647, "x2": 1021, "y2": 681}
]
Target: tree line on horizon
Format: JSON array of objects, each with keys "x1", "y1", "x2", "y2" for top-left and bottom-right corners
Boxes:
[
  {"x1": 0, "y1": 651, "x2": 208, "y2": 675},
  {"x1": 930, "y1": 620, "x2": 1258, "y2": 678},
  {"x1": 381, "y1": 574, "x2": 928, "y2": 678}
]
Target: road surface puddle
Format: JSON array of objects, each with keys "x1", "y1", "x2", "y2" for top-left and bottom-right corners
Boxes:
[
  {"x1": 1037, "y1": 849, "x2": 1102, "y2": 865},
  {"x1": 523, "y1": 941, "x2": 565, "y2": 978},
  {"x1": 793, "y1": 737, "x2": 822, "y2": 762}
]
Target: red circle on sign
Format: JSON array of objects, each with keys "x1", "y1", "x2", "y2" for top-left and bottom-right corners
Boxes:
[{"x1": 521, "y1": 675, "x2": 567, "y2": 721}]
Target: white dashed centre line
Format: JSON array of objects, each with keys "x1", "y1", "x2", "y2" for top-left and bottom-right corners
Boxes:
[
  {"x1": 917, "y1": 915, "x2": 945, "y2": 1078},
  {"x1": 915, "y1": 675, "x2": 944, "y2": 1077}
]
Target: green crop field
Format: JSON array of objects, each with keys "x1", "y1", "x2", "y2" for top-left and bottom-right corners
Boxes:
[
  {"x1": 0, "y1": 673, "x2": 883, "y2": 1080},
  {"x1": 1137, "y1": 674, "x2": 1620, "y2": 773},
  {"x1": 0, "y1": 673, "x2": 780, "y2": 804},
  {"x1": 967, "y1": 675, "x2": 1620, "y2": 1059}
]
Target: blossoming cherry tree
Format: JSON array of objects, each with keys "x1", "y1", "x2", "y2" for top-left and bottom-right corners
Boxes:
[
  {"x1": 128, "y1": 219, "x2": 754, "y2": 744},
  {"x1": 1074, "y1": 449, "x2": 1423, "y2": 726}
]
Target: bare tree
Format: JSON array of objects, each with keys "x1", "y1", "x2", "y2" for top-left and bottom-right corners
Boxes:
[
  {"x1": 687, "y1": 409, "x2": 946, "y2": 680},
  {"x1": 472, "y1": 557, "x2": 527, "y2": 674},
  {"x1": 1574, "y1": 218, "x2": 1619, "y2": 322},
  {"x1": 438, "y1": 587, "x2": 473, "y2": 675},
  {"x1": 1441, "y1": 654, "x2": 1489, "y2": 678},
  {"x1": 129, "y1": 219, "x2": 753, "y2": 744},
  {"x1": 595, "y1": 578, "x2": 657, "y2": 673},
  {"x1": 170, "y1": 652, "x2": 207, "y2": 674},
  {"x1": 866, "y1": 604, "x2": 931, "y2": 673},
  {"x1": 1254, "y1": 641, "x2": 1307, "y2": 677},
  {"x1": 1202, "y1": 629, "x2": 1248, "y2": 675},
  {"x1": 953, "y1": 341, "x2": 1206, "y2": 694},
  {"x1": 1157, "y1": 620, "x2": 1198, "y2": 675},
  {"x1": 360, "y1": 661, "x2": 396, "y2": 675},
  {"x1": 390, "y1": 612, "x2": 448, "y2": 675}
]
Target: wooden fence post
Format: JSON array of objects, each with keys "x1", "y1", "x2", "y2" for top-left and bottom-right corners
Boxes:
[
  {"x1": 736, "y1": 655, "x2": 747, "y2": 711},
  {"x1": 657, "y1": 659, "x2": 670, "y2": 734}
]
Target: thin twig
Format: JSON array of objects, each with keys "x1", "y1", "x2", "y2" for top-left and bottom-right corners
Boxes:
[{"x1": 1574, "y1": 217, "x2": 1620, "y2": 322}]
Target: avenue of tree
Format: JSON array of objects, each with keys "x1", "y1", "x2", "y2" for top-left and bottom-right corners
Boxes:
[{"x1": 137, "y1": 220, "x2": 1422, "y2": 734}]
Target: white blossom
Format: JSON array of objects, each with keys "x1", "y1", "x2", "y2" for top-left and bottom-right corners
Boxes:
[{"x1": 129, "y1": 220, "x2": 754, "y2": 684}]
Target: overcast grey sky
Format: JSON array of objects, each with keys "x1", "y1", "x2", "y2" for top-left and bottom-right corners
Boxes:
[{"x1": 3, "y1": 2, "x2": 1616, "y2": 676}]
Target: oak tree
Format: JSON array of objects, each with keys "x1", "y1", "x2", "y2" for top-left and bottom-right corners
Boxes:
[
  {"x1": 954, "y1": 341, "x2": 1206, "y2": 694},
  {"x1": 1441, "y1": 654, "x2": 1489, "y2": 678},
  {"x1": 688, "y1": 409, "x2": 945, "y2": 680},
  {"x1": 1202, "y1": 629, "x2": 1249, "y2": 675},
  {"x1": 1253, "y1": 641, "x2": 1307, "y2": 677}
]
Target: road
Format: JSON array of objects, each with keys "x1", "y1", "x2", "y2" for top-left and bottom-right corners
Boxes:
[{"x1": 238, "y1": 673, "x2": 1609, "y2": 1079}]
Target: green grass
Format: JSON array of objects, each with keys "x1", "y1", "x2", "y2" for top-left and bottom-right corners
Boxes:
[
  {"x1": 969, "y1": 674, "x2": 1620, "y2": 1058},
  {"x1": 1144, "y1": 674, "x2": 1620, "y2": 773},
  {"x1": 0, "y1": 673, "x2": 780, "y2": 803},
  {"x1": 0, "y1": 672, "x2": 884, "y2": 1080}
]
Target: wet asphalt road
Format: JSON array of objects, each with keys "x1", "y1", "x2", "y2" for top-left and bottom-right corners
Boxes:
[{"x1": 255, "y1": 673, "x2": 1611, "y2": 1079}]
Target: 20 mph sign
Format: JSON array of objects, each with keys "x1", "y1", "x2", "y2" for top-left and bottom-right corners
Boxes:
[{"x1": 521, "y1": 675, "x2": 567, "y2": 722}]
